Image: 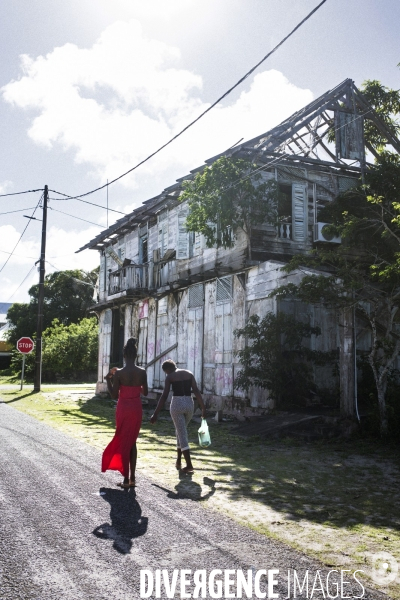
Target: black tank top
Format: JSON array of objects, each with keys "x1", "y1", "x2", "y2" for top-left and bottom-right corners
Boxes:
[{"x1": 171, "y1": 378, "x2": 192, "y2": 396}]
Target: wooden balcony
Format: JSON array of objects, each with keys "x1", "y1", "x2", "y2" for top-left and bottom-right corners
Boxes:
[{"x1": 108, "y1": 263, "x2": 152, "y2": 296}]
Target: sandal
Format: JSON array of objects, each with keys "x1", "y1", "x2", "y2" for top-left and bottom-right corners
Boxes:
[
  {"x1": 117, "y1": 480, "x2": 135, "y2": 488},
  {"x1": 175, "y1": 461, "x2": 182, "y2": 470},
  {"x1": 180, "y1": 466, "x2": 194, "y2": 474}
]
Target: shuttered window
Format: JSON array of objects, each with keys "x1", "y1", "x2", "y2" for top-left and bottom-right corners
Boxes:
[
  {"x1": 292, "y1": 183, "x2": 307, "y2": 242},
  {"x1": 215, "y1": 277, "x2": 233, "y2": 365},
  {"x1": 215, "y1": 302, "x2": 232, "y2": 364},
  {"x1": 158, "y1": 210, "x2": 168, "y2": 257},
  {"x1": 216, "y1": 276, "x2": 233, "y2": 303},
  {"x1": 188, "y1": 283, "x2": 204, "y2": 308},
  {"x1": 177, "y1": 206, "x2": 189, "y2": 259}
]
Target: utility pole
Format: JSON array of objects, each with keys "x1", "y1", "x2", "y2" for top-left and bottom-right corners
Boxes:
[{"x1": 33, "y1": 185, "x2": 48, "y2": 392}]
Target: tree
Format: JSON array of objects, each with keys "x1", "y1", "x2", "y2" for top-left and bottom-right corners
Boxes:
[
  {"x1": 271, "y1": 153, "x2": 400, "y2": 436},
  {"x1": 361, "y1": 80, "x2": 400, "y2": 151},
  {"x1": 233, "y1": 312, "x2": 333, "y2": 406},
  {"x1": 41, "y1": 317, "x2": 98, "y2": 379},
  {"x1": 180, "y1": 156, "x2": 279, "y2": 257},
  {"x1": 11, "y1": 317, "x2": 98, "y2": 381},
  {"x1": 6, "y1": 269, "x2": 98, "y2": 346}
]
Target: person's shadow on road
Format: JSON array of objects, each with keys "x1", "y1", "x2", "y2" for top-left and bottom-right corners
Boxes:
[
  {"x1": 152, "y1": 476, "x2": 216, "y2": 502},
  {"x1": 92, "y1": 487, "x2": 148, "y2": 554}
]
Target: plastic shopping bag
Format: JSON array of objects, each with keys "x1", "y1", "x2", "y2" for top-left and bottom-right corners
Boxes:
[{"x1": 198, "y1": 418, "x2": 211, "y2": 447}]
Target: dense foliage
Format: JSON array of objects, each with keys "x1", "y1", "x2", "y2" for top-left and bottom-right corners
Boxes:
[
  {"x1": 233, "y1": 312, "x2": 334, "y2": 406},
  {"x1": 6, "y1": 269, "x2": 98, "y2": 346},
  {"x1": 271, "y1": 154, "x2": 400, "y2": 435},
  {"x1": 361, "y1": 79, "x2": 400, "y2": 151},
  {"x1": 181, "y1": 156, "x2": 279, "y2": 253},
  {"x1": 11, "y1": 317, "x2": 98, "y2": 381}
]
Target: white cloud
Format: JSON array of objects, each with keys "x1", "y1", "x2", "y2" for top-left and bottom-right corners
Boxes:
[
  {"x1": 0, "y1": 224, "x2": 100, "y2": 303},
  {"x1": 2, "y1": 20, "x2": 313, "y2": 194},
  {"x1": 0, "y1": 180, "x2": 13, "y2": 194}
]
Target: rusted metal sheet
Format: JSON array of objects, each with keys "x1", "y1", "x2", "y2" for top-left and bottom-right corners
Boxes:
[{"x1": 335, "y1": 111, "x2": 363, "y2": 160}]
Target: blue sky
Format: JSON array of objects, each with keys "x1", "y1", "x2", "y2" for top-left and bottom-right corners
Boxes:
[{"x1": 0, "y1": 0, "x2": 399, "y2": 302}]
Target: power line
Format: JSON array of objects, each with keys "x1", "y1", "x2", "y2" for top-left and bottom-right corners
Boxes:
[
  {"x1": 0, "y1": 193, "x2": 43, "y2": 274},
  {"x1": 49, "y1": 193, "x2": 127, "y2": 215},
  {"x1": 0, "y1": 207, "x2": 37, "y2": 215},
  {"x1": 48, "y1": 0, "x2": 328, "y2": 202},
  {"x1": 0, "y1": 188, "x2": 42, "y2": 199},
  {"x1": 48, "y1": 206, "x2": 104, "y2": 228},
  {"x1": 49, "y1": 102, "x2": 368, "y2": 233},
  {"x1": 52, "y1": 99, "x2": 369, "y2": 231},
  {"x1": 0, "y1": 248, "x2": 38, "y2": 259}
]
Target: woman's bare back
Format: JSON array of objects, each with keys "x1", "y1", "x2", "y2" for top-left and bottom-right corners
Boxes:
[
  {"x1": 167, "y1": 368, "x2": 193, "y2": 383},
  {"x1": 117, "y1": 364, "x2": 147, "y2": 387}
]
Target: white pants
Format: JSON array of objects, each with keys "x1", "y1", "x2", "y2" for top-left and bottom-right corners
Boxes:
[{"x1": 170, "y1": 395, "x2": 194, "y2": 451}]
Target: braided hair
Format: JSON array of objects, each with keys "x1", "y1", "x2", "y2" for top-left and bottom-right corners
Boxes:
[{"x1": 123, "y1": 337, "x2": 138, "y2": 361}]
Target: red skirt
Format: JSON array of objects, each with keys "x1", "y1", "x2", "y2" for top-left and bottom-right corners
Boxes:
[{"x1": 102, "y1": 385, "x2": 143, "y2": 478}]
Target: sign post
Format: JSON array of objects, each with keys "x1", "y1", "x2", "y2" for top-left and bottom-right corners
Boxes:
[{"x1": 16, "y1": 337, "x2": 34, "y2": 390}]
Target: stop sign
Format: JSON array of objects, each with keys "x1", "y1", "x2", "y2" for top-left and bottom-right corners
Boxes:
[{"x1": 16, "y1": 337, "x2": 34, "y2": 354}]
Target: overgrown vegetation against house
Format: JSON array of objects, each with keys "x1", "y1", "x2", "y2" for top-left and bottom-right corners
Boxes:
[
  {"x1": 181, "y1": 156, "x2": 280, "y2": 257},
  {"x1": 271, "y1": 153, "x2": 400, "y2": 437},
  {"x1": 233, "y1": 312, "x2": 335, "y2": 406}
]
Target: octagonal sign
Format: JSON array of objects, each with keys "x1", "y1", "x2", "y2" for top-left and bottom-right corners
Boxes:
[{"x1": 16, "y1": 337, "x2": 34, "y2": 354}]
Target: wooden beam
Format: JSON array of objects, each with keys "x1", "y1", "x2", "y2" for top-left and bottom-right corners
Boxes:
[{"x1": 145, "y1": 343, "x2": 178, "y2": 369}]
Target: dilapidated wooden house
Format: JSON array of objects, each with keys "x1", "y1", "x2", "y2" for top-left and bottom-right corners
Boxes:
[{"x1": 78, "y1": 79, "x2": 400, "y2": 414}]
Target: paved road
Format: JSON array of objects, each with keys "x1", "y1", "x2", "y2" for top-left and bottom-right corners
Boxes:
[{"x1": 0, "y1": 402, "x2": 381, "y2": 600}]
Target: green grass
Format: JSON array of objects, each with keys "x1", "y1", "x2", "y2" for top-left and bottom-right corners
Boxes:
[{"x1": 1, "y1": 385, "x2": 400, "y2": 596}]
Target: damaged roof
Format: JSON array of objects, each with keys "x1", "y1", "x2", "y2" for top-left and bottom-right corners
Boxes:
[{"x1": 77, "y1": 78, "x2": 400, "y2": 253}]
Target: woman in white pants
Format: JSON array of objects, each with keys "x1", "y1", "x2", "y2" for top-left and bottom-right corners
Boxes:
[{"x1": 150, "y1": 359, "x2": 206, "y2": 473}]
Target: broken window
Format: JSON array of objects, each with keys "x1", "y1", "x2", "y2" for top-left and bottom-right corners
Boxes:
[
  {"x1": 139, "y1": 234, "x2": 148, "y2": 264},
  {"x1": 278, "y1": 184, "x2": 292, "y2": 221}
]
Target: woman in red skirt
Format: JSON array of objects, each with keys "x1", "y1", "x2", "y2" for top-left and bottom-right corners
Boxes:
[{"x1": 102, "y1": 338, "x2": 148, "y2": 488}]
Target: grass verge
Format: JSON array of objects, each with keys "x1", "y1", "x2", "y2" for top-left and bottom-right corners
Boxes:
[{"x1": 1, "y1": 385, "x2": 399, "y2": 597}]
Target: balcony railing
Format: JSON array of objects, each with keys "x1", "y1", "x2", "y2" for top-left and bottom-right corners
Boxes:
[
  {"x1": 108, "y1": 263, "x2": 151, "y2": 296},
  {"x1": 277, "y1": 221, "x2": 292, "y2": 239}
]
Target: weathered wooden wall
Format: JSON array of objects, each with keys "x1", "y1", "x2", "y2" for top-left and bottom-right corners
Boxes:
[{"x1": 94, "y1": 166, "x2": 359, "y2": 410}]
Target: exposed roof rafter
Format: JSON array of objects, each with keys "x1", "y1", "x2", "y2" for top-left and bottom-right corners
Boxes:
[{"x1": 77, "y1": 78, "x2": 400, "y2": 254}]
